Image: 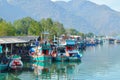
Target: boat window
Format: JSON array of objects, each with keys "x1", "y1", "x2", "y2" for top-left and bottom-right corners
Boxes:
[{"x1": 58, "y1": 48, "x2": 65, "y2": 53}]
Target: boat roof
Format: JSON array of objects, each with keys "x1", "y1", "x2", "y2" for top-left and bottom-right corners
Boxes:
[{"x1": 66, "y1": 40, "x2": 76, "y2": 45}]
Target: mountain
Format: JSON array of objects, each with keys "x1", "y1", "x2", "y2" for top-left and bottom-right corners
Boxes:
[{"x1": 1, "y1": 0, "x2": 120, "y2": 35}]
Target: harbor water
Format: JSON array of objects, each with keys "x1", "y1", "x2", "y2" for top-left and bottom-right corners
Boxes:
[{"x1": 1, "y1": 43, "x2": 120, "y2": 80}]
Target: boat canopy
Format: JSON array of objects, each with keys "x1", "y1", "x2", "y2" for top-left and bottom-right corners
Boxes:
[
  {"x1": 66, "y1": 40, "x2": 76, "y2": 46},
  {"x1": 42, "y1": 43, "x2": 51, "y2": 50}
]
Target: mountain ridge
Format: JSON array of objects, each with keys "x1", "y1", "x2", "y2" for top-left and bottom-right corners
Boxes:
[{"x1": 0, "y1": 0, "x2": 120, "y2": 35}]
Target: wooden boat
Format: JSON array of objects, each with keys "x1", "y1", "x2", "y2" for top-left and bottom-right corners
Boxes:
[
  {"x1": 9, "y1": 55, "x2": 23, "y2": 70},
  {"x1": 51, "y1": 47, "x2": 68, "y2": 62},
  {"x1": 29, "y1": 42, "x2": 52, "y2": 62},
  {"x1": 52, "y1": 40, "x2": 82, "y2": 62},
  {"x1": 65, "y1": 40, "x2": 82, "y2": 61}
]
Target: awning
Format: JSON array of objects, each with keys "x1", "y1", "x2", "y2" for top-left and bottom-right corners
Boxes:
[{"x1": 0, "y1": 38, "x2": 28, "y2": 44}]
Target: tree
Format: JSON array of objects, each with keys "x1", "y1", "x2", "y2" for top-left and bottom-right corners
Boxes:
[
  {"x1": 85, "y1": 32, "x2": 95, "y2": 38},
  {"x1": 78, "y1": 32, "x2": 85, "y2": 38},
  {"x1": 53, "y1": 22, "x2": 66, "y2": 36},
  {"x1": 28, "y1": 20, "x2": 41, "y2": 35},
  {"x1": 0, "y1": 20, "x2": 15, "y2": 36},
  {"x1": 13, "y1": 17, "x2": 36, "y2": 35},
  {"x1": 67, "y1": 28, "x2": 79, "y2": 35}
]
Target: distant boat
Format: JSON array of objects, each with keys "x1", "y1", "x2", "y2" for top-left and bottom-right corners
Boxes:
[
  {"x1": 115, "y1": 39, "x2": 120, "y2": 43},
  {"x1": 77, "y1": 41, "x2": 86, "y2": 50},
  {"x1": 108, "y1": 38, "x2": 115, "y2": 44},
  {"x1": 114, "y1": 36, "x2": 120, "y2": 43},
  {"x1": 86, "y1": 39, "x2": 96, "y2": 46}
]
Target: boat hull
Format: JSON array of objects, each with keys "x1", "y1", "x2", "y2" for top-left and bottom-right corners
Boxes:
[
  {"x1": 68, "y1": 57, "x2": 81, "y2": 62},
  {"x1": 31, "y1": 55, "x2": 52, "y2": 62},
  {"x1": 53, "y1": 56, "x2": 68, "y2": 62},
  {"x1": 0, "y1": 64, "x2": 8, "y2": 71},
  {"x1": 9, "y1": 59, "x2": 23, "y2": 70}
]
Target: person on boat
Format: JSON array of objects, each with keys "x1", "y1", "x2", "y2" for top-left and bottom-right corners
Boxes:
[
  {"x1": 36, "y1": 46, "x2": 42, "y2": 56},
  {"x1": 51, "y1": 47, "x2": 57, "y2": 57},
  {"x1": 65, "y1": 47, "x2": 70, "y2": 57}
]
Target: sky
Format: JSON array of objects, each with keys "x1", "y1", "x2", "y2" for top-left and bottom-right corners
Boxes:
[{"x1": 51, "y1": 0, "x2": 120, "y2": 11}]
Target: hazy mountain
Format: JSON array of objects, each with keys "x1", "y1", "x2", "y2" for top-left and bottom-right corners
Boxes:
[{"x1": 1, "y1": 0, "x2": 120, "y2": 35}]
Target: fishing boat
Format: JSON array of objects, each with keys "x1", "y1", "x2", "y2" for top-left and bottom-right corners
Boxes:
[
  {"x1": 77, "y1": 41, "x2": 86, "y2": 50},
  {"x1": 86, "y1": 39, "x2": 96, "y2": 46},
  {"x1": 108, "y1": 38, "x2": 115, "y2": 44},
  {"x1": 9, "y1": 55, "x2": 23, "y2": 70},
  {"x1": 51, "y1": 46, "x2": 68, "y2": 62},
  {"x1": 29, "y1": 41, "x2": 52, "y2": 62},
  {"x1": 114, "y1": 36, "x2": 120, "y2": 43},
  {"x1": 115, "y1": 39, "x2": 120, "y2": 43},
  {"x1": 65, "y1": 40, "x2": 82, "y2": 62}
]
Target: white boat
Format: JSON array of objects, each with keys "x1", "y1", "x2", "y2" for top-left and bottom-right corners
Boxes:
[{"x1": 9, "y1": 55, "x2": 23, "y2": 70}]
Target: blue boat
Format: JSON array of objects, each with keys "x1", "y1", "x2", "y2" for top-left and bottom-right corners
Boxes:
[{"x1": 77, "y1": 41, "x2": 86, "y2": 50}]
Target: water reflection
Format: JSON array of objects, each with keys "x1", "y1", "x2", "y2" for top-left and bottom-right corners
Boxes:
[
  {"x1": 31, "y1": 61, "x2": 81, "y2": 80},
  {"x1": 0, "y1": 72, "x2": 21, "y2": 80}
]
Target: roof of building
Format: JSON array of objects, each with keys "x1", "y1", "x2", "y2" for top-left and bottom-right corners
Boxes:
[{"x1": 0, "y1": 36, "x2": 38, "y2": 44}]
